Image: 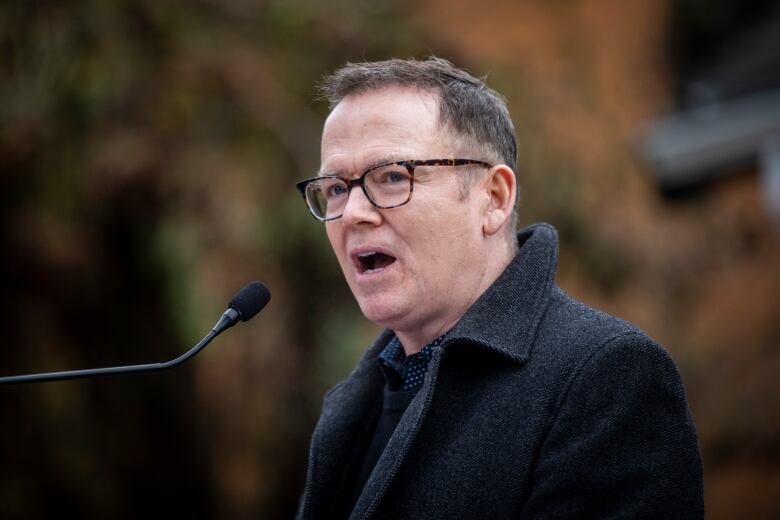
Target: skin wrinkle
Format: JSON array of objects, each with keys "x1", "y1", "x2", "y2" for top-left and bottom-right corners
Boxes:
[{"x1": 321, "y1": 85, "x2": 517, "y2": 354}]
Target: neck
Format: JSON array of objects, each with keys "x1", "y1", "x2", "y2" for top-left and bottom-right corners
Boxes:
[{"x1": 395, "y1": 235, "x2": 517, "y2": 356}]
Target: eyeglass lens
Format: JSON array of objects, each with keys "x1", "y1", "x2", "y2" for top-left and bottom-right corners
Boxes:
[{"x1": 305, "y1": 164, "x2": 412, "y2": 219}]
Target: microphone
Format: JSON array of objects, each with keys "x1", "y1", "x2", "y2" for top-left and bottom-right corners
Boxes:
[{"x1": 0, "y1": 281, "x2": 271, "y2": 385}]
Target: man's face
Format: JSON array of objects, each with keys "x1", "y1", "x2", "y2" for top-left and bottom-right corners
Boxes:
[{"x1": 320, "y1": 86, "x2": 490, "y2": 339}]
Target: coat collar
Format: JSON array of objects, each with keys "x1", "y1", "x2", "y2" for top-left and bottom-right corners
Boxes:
[
  {"x1": 443, "y1": 222, "x2": 559, "y2": 363},
  {"x1": 354, "y1": 222, "x2": 559, "y2": 365}
]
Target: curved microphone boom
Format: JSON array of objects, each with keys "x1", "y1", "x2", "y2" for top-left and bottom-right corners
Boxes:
[{"x1": 0, "y1": 281, "x2": 271, "y2": 385}]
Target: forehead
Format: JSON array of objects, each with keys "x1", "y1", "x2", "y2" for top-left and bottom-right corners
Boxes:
[{"x1": 320, "y1": 86, "x2": 454, "y2": 174}]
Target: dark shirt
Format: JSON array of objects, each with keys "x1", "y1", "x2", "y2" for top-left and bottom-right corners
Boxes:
[
  {"x1": 336, "y1": 334, "x2": 447, "y2": 518},
  {"x1": 377, "y1": 334, "x2": 446, "y2": 391}
]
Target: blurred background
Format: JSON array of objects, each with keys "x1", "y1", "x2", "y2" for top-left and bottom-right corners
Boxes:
[{"x1": 1, "y1": 0, "x2": 779, "y2": 517}]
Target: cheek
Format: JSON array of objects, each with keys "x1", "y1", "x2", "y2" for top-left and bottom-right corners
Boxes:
[
  {"x1": 325, "y1": 226, "x2": 348, "y2": 267},
  {"x1": 422, "y1": 212, "x2": 480, "y2": 270}
]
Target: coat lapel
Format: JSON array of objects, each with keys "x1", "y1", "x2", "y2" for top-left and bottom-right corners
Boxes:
[
  {"x1": 299, "y1": 331, "x2": 391, "y2": 519},
  {"x1": 349, "y1": 349, "x2": 444, "y2": 519}
]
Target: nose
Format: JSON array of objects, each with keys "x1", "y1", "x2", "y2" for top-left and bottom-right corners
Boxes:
[{"x1": 340, "y1": 184, "x2": 382, "y2": 225}]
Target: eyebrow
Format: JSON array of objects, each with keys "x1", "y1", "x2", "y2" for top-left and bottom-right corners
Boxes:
[{"x1": 316, "y1": 155, "x2": 406, "y2": 177}]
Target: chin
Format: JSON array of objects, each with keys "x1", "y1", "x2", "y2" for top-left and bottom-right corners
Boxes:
[{"x1": 356, "y1": 297, "x2": 406, "y2": 329}]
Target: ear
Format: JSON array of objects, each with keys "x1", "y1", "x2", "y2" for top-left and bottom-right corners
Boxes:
[{"x1": 482, "y1": 165, "x2": 517, "y2": 236}]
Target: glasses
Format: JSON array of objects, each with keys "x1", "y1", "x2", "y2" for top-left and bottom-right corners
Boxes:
[{"x1": 296, "y1": 159, "x2": 491, "y2": 221}]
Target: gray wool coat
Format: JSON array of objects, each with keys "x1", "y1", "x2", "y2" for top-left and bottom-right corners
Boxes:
[{"x1": 297, "y1": 223, "x2": 704, "y2": 519}]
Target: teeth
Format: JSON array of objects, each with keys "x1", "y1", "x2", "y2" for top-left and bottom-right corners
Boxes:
[{"x1": 358, "y1": 252, "x2": 377, "y2": 258}]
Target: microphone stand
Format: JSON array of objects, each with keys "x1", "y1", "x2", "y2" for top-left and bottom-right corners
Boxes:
[{"x1": 0, "y1": 308, "x2": 239, "y2": 385}]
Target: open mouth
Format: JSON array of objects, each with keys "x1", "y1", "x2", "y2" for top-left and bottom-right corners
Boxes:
[{"x1": 356, "y1": 251, "x2": 397, "y2": 274}]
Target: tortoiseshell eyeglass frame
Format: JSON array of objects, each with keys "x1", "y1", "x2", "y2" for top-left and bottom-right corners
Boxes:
[{"x1": 295, "y1": 159, "x2": 492, "y2": 221}]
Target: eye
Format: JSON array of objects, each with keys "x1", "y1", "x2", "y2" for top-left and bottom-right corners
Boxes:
[
  {"x1": 377, "y1": 169, "x2": 410, "y2": 184},
  {"x1": 325, "y1": 183, "x2": 348, "y2": 199}
]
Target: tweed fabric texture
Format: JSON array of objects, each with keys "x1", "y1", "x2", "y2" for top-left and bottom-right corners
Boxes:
[{"x1": 298, "y1": 223, "x2": 704, "y2": 519}]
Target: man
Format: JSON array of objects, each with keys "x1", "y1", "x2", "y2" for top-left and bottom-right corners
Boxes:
[{"x1": 295, "y1": 58, "x2": 703, "y2": 519}]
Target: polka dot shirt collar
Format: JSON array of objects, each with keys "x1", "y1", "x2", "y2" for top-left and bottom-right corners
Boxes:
[{"x1": 378, "y1": 334, "x2": 447, "y2": 391}]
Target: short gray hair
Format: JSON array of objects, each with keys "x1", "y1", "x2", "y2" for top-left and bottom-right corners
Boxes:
[
  {"x1": 319, "y1": 57, "x2": 519, "y2": 234},
  {"x1": 319, "y1": 57, "x2": 517, "y2": 174}
]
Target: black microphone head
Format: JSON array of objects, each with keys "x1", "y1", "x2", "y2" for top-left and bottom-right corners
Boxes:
[{"x1": 228, "y1": 281, "x2": 271, "y2": 321}]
